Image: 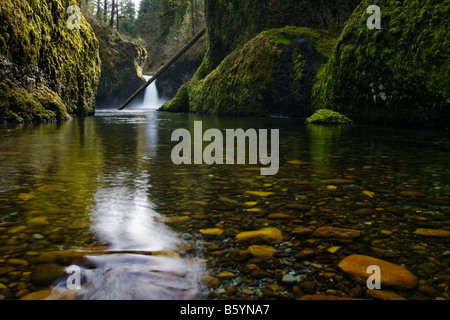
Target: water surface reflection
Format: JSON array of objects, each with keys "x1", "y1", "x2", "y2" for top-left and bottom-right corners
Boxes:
[{"x1": 50, "y1": 172, "x2": 205, "y2": 300}]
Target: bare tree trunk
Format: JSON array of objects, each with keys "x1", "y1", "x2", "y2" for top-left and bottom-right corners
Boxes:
[
  {"x1": 110, "y1": 0, "x2": 116, "y2": 29},
  {"x1": 103, "y1": 0, "x2": 108, "y2": 24},
  {"x1": 193, "y1": 0, "x2": 198, "y2": 26},
  {"x1": 96, "y1": 0, "x2": 101, "y2": 20},
  {"x1": 116, "y1": 1, "x2": 120, "y2": 32},
  {"x1": 190, "y1": 0, "x2": 194, "y2": 36}
]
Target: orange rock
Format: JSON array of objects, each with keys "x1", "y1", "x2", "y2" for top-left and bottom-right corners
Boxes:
[
  {"x1": 235, "y1": 228, "x2": 283, "y2": 243},
  {"x1": 268, "y1": 213, "x2": 294, "y2": 219},
  {"x1": 413, "y1": 228, "x2": 450, "y2": 237},
  {"x1": 200, "y1": 228, "x2": 224, "y2": 236},
  {"x1": 337, "y1": 255, "x2": 418, "y2": 290},
  {"x1": 320, "y1": 179, "x2": 355, "y2": 184},
  {"x1": 287, "y1": 160, "x2": 312, "y2": 165},
  {"x1": 400, "y1": 191, "x2": 425, "y2": 197},
  {"x1": 247, "y1": 245, "x2": 276, "y2": 259},
  {"x1": 19, "y1": 290, "x2": 52, "y2": 300},
  {"x1": 365, "y1": 289, "x2": 406, "y2": 300},
  {"x1": 291, "y1": 227, "x2": 313, "y2": 236},
  {"x1": 313, "y1": 226, "x2": 361, "y2": 239},
  {"x1": 201, "y1": 275, "x2": 220, "y2": 288}
]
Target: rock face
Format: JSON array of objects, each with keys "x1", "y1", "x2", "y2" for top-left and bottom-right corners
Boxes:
[
  {"x1": 0, "y1": 0, "x2": 101, "y2": 122},
  {"x1": 338, "y1": 255, "x2": 418, "y2": 290},
  {"x1": 312, "y1": 0, "x2": 450, "y2": 127},
  {"x1": 203, "y1": 0, "x2": 361, "y2": 73},
  {"x1": 86, "y1": 14, "x2": 147, "y2": 109},
  {"x1": 160, "y1": 27, "x2": 335, "y2": 116},
  {"x1": 160, "y1": 0, "x2": 361, "y2": 116}
]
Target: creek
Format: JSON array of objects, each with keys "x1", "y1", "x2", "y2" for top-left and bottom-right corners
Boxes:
[{"x1": 0, "y1": 100, "x2": 449, "y2": 300}]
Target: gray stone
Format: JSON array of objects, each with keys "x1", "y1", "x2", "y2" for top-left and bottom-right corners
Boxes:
[{"x1": 282, "y1": 274, "x2": 297, "y2": 285}]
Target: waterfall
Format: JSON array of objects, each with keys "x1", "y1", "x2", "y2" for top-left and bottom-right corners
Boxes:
[{"x1": 141, "y1": 75, "x2": 167, "y2": 109}]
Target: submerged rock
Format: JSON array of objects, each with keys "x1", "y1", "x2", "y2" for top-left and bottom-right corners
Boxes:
[
  {"x1": 413, "y1": 228, "x2": 450, "y2": 238},
  {"x1": 235, "y1": 228, "x2": 283, "y2": 244},
  {"x1": 247, "y1": 245, "x2": 277, "y2": 260},
  {"x1": 216, "y1": 271, "x2": 235, "y2": 280},
  {"x1": 30, "y1": 264, "x2": 67, "y2": 286},
  {"x1": 26, "y1": 217, "x2": 48, "y2": 226},
  {"x1": 201, "y1": 275, "x2": 220, "y2": 288},
  {"x1": 282, "y1": 274, "x2": 298, "y2": 285},
  {"x1": 337, "y1": 254, "x2": 418, "y2": 290},
  {"x1": 268, "y1": 213, "x2": 295, "y2": 220},
  {"x1": 19, "y1": 290, "x2": 53, "y2": 300},
  {"x1": 0, "y1": 266, "x2": 16, "y2": 275},
  {"x1": 365, "y1": 289, "x2": 406, "y2": 300},
  {"x1": 245, "y1": 191, "x2": 275, "y2": 197},
  {"x1": 291, "y1": 227, "x2": 314, "y2": 236},
  {"x1": 200, "y1": 228, "x2": 224, "y2": 236},
  {"x1": 313, "y1": 226, "x2": 361, "y2": 239},
  {"x1": 299, "y1": 294, "x2": 362, "y2": 300}
]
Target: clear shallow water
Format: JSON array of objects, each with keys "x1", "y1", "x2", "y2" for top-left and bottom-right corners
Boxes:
[{"x1": 0, "y1": 108, "x2": 449, "y2": 300}]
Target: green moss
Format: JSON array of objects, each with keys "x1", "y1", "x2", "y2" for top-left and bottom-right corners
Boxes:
[
  {"x1": 306, "y1": 109, "x2": 353, "y2": 125},
  {"x1": 161, "y1": 27, "x2": 336, "y2": 116},
  {"x1": 0, "y1": 80, "x2": 61, "y2": 122},
  {"x1": 86, "y1": 12, "x2": 148, "y2": 108},
  {"x1": 312, "y1": 0, "x2": 450, "y2": 127},
  {"x1": 159, "y1": 84, "x2": 190, "y2": 112},
  {"x1": 0, "y1": 0, "x2": 101, "y2": 122},
  {"x1": 33, "y1": 87, "x2": 70, "y2": 120},
  {"x1": 203, "y1": 0, "x2": 360, "y2": 74}
]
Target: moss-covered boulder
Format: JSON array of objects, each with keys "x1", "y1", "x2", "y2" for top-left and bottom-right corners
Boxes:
[
  {"x1": 86, "y1": 14, "x2": 148, "y2": 109},
  {"x1": 203, "y1": 0, "x2": 361, "y2": 74},
  {"x1": 0, "y1": 80, "x2": 69, "y2": 122},
  {"x1": 160, "y1": 27, "x2": 335, "y2": 116},
  {"x1": 312, "y1": 0, "x2": 450, "y2": 127},
  {"x1": 307, "y1": 109, "x2": 353, "y2": 125},
  {"x1": 0, "y1": 0, "x2": 101, "y2": 123}
]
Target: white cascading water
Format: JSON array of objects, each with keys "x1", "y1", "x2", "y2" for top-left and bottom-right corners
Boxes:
[{"x1": 142, "y1": 75, "x2": 167, "y2": 109}]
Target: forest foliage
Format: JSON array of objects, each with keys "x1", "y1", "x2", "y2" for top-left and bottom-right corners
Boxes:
[{"x1": 81, "y1": 0, "x2": 205, "y2": 71}]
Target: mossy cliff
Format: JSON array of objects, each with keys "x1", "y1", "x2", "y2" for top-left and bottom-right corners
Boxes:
[
  {"x1": 203, "y1": 0, "x2": 361, "y2": 75},
  {"x1": 160, "y1": 27, "x2": 335, "y2": 116},
  {"x1": 0, "y1": 0, "x2": 101, "y2": 123},
  {"x1": 161, "y1": 0, "x2": 360, "y2": 115},
  {"x1": 312, "y1": 0, "x2": 450, "y2": 127},
  {"x1": 86, "y1": 14, "x2": 147, "y2": 109}
]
